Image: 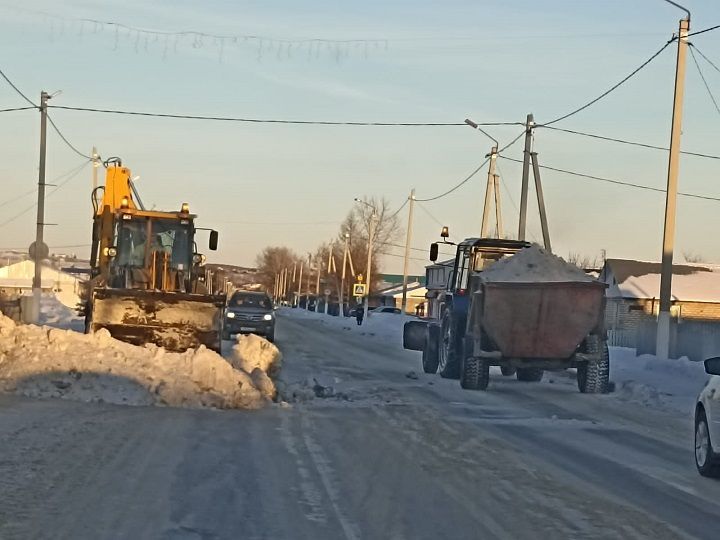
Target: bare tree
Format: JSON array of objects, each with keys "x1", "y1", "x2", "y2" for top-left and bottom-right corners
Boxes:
[
  {"x1": 683, "y1": 251, "x2": 706, "y2": 263},
  {"x1": 255, "y1": 246, "x2": 301, "y2": 292},
  {"x1": 567, "y1": 252, "x2": 600, "y2": 270},
  {"x1": 336, "y1": 197, "x2": 402, "y2": 292}
]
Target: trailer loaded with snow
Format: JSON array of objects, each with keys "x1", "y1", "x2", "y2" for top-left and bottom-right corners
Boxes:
[{"x1": 403, "y1": 238, "x2": 610, "y2": 393}]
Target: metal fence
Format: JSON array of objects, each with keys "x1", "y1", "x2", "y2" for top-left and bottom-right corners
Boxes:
[{"x1": 636, "y1": 319, "x2": 720, "y2": 361}]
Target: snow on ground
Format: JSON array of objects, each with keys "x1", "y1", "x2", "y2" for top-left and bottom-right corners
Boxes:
[
  {"x1": 281, "y1": 306, "x2": 412, "y2": 346},
  {"x1": 0, "y1": 314, "x2": 280, "y2": 409},
  {"x1": 609, "y1": 346, "x2": 708, "y2": 416},
  {"x1": 283, "y1": 307, "x2": 710, "y2": 417}
]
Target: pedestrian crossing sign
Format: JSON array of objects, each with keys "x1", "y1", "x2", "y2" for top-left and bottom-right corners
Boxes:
[{"x1": 353, "y1": 283, "x2": 366, "y2": 297}]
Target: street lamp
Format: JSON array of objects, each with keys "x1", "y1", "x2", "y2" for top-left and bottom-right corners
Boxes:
[
  {"x1": 354, "y1": 198, "x2": 377, "y2": 319},
  {"x1": 466, "y1": 118, "x2": 500, "y2": 238}
]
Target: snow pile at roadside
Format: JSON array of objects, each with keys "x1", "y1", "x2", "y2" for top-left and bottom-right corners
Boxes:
[
  {"x1": 481, "y1": 245, "x2": 593, "y2": 282},
  {"x1": 0, "y1": 315, "x2": 279, "y2": 409},
  {"x1": 610, "y1": 347, "x2": 708, "y2": 415}
]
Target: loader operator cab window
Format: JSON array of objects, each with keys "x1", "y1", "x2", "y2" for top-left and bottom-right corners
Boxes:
[
  {"x1": 454, "y1": 248, "x2": 472, "y2": 292},
  {"x1": 116, "y1": 219, "x2": 149, "y2": 267},
  {"x1": 150, "y1": 221, "x2": 191, "y2": 270}
]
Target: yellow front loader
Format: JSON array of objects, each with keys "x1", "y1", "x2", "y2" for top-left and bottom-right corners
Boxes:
[{"x1": 82, "y1": 158, "x2": 225, "y2": 352}]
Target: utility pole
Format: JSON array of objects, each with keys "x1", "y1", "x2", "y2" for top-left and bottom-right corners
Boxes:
[
  {"x1": 315, "y1": 254, "x2": 321, "y2": 312},
  {"x1": 31, "y1": 91, "x2": 50, "y2": 324},
  {"x1": 339, "y1": 233, "x2": 349, "y2": 315},
  {"x1": 493, "y1": 174, "x2": 503, "y2": 238},
  {"x1": 530, "y1": 152, "x2": 552, "y2": 252},
  {"x1": 92, "y1": 146, "x2": 100, "y2": 207},
  {"x1": 306, "y1": 254, "x2": 312, "y2": 309},
  {"x1": 296, "y1": 260, "x2": 303, "y2": 308},
  {"x1": 401, "y1": 189, "x2": 416, "y2": 313},
  {"x1": 518, "y1": 113, "x2": 534, "y2": 241},
  {"x1": 481, "y1": 147, "x2": 498, "y2": 238},
  {"x1": 364, "y1": 211, "x2": 377, "y2": 319},
  {"x1": 657, "y1": 15, "x2": 690, "y2": 360}
]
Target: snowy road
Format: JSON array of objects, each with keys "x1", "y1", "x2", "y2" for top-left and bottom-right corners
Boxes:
[{"x1": 2, "y1": 311, "x2": 720, "y2": 539}]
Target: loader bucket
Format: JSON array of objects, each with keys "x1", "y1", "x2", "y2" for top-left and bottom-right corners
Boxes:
[{"x1": 90, "y1": 288, "x2": 226, "y2": 352}]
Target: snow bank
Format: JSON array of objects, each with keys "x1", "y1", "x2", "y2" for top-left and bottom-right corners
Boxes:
[
  {"x1": 230, "y1": 333, "x2": 282, "y2": 377},
  {"x1": 0, "y1": 315, "x2": 277, "y2": 409},
  {"x1": 481, "y1": 246, "x2": 592, "y2": 282},
  {"x1": 39, "y1": 293, "x2": 84, "y2": 332},
  {"x1": 610, "y1": 347, "x2": 708, "y2": 415}
]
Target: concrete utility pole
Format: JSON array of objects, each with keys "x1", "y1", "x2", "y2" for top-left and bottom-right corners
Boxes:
[
  {"x1": 92, "y1": 146, "x2": 100, "y2": 207},
  {"x1": 306, "y1": 254, "x2": 312, "y2": 309},
  {"x1": 518, "y1": 113, "x2": 534, "y2": 241},
  {"x1": 296, "y1": 260, "x2": 303, "y2": 307},
  {"x1": 657, "y1": 14, "x2": 690, "y2": 360},
  {"x1": 530, "y1": 152, "x2": 552, "y2": 252},
  {"x1": 315, "y1": 255, "x2": 321, "y2": 312},
  {"x1": 364, "y1": 212, "x2": 377, "y2": 319},
  {"x1": 401, "y1": 189, "x2": 415, "y2": 313},
  {"x1": 31, "y1": 91, "x2": 50, "y2": 323},
  {"x1": 493, "y1": 174, "x2": 503, "y2": 238},
  {"x1": 338, "y1": 233, "x2": 349, "y2": 315},
  {"x1": 481, "y1": 147, "x2": 498, "y2": 238}
]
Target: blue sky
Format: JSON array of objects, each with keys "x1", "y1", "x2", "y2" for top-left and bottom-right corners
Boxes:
[{"x1": 0, "y1": 0, "x2": 719, "y2": 274}]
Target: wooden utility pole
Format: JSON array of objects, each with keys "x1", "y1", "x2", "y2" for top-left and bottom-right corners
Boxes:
[
  {"x1": 363, "y1": 212, "x2": 377, "y2": 318},
  {"x1": 401, "y1": 189, "x2": 415, "y2": 313},
  {"x1": 493, "y1": 174, "x2": 503, "y2": 238},
  {"x1": 338, "y1": 233, "x2": 349, "y2": 315},
  {"x1": 657, "y1": 15, "x2": 690, "y2": 360}
]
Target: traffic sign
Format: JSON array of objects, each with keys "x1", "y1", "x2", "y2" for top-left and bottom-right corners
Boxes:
[
  {"x1": 29, "y1": 241, "x2": 49, "y2": 261},
  {"x1": 353, "y1": 283, "x2": 366, "y2": 297}
]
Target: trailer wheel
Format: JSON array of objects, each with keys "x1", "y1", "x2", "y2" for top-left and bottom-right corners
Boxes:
[
  {"x1": 577, "y1": 335, "x2": 610, "y2": 394},
  {"x1": 422, "y1": 324, "x2": 440, "y2": 373},
  {"x1": 460, "y1": 356, "x2": 489, "y2": 390},
  {"x1": 516, "y1": 368, "x2": 543, "y2": 382},
  {"x1": 438, "y1": 310, "x2": 461, "y2": 379},
  {"x1": 500, "y1": 366, "x2": 516, "y2": 377}
]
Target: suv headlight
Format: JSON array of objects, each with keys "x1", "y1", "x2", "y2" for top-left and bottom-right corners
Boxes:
[
  {"x1": 226, "y1": 312, "x2": 235, "y2": 318},
  {"x1": 263, "y1": 313, "x2": 273, "y2": 321}
]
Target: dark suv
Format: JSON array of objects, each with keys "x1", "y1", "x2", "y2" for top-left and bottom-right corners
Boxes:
[{"x1": 223, "y1": 291, "x2": 276, "y2": 342}]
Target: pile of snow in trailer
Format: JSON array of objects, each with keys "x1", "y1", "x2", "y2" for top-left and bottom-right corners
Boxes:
[
  {"x1": 480, "y1": 245, "x2": 593, "y2": 282},
  {"x1": 0, "y1": 315, "x2": 281, "y2": 409}
]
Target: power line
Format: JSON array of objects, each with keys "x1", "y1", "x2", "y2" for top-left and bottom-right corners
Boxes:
[
  {"x1": 497, "y1": 130, "x2": 526, "y2": 154},
  {"x1": 537, "y1": 125, "x2": 720, "y2": 160},
  {"x1": 499, "y1": 156, "x2": 720, "y2": 202},
  {"x1": 689, "y1": 45, "x2": 720, "y2": 115},
  {"x1": 416, "y1": 156, "x2": 490, "y2": 202},
  {"x1": 688, "y1": 24, "x2": 720, "y2": 38},
  {"x1": 416, "y1": 201, "x2": 445, "y2": 227},
  {"x1": 0, "y1": 106, "x2": 36, "y2": 113},
  {"x1": 0, "y1": 161, "x2": 91, "y2": 228},
  {"x1": 47, "y1": 105, "x2": 516, "y2": 126},
  {"x1": 0, "y1": 66, "x2": 37, "y2": 108},
  {"x1": 46, "y1": 114, "x2": 94, "y2": 160},
  {"x1": 0, "y1": 186, "x2": 37, "y2": 210},
  {"x1": 541, "y1": 39, "x2": 674, "y2": 126},
  {"x1": 690, "y1": 44, "x2": 720, "y2": 75},
  {"x1": 387, "y1": 198, "x2": 409, "y2": 220}
]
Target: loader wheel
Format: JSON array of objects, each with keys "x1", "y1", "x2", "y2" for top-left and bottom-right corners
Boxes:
[
  {"x1": 577, "y1": 335, "x2": 610, "y2": 394},
  {"x1": 516, "y1": 368, "x2": 544, "y2": 382},
  {"x1": 438, "y1": 310, "x2": 461, "y2": 379},
  {"x1": 422, "y1": 324, "x2": 440, "y2": 374},
  {"x1": 460, "y1": 356, "x2": 489, "y2": 391},
  {"x1": 500, "y1": 366, "x2": 516, "y2": 377}
]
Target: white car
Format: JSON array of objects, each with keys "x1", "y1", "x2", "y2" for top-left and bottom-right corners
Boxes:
[{"x1": 695, "y1": 357, "x2": 720, "y2": 477}]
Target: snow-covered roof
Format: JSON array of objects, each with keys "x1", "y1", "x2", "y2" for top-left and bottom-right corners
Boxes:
[
  {"x1": 602, "y1": 258, "x2": 720, "y2": 302},
  {"x1": 377, "y1": 281, "x2": 425, "y2": 297}
]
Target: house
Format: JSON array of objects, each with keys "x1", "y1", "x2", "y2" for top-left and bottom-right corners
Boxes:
[
  {"x1": 0, "y1": 260, "x2": 85, "y2": 309},
  {"x1": 376, "y1": 281, "x2": 427, "y2": 314},
  {"x1": 599, "y1": 258, "x2": 720, "y2": 347}
]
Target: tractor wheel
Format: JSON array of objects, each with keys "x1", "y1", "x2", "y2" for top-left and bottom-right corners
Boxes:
[
  {"x1": 460, "y1": 356, "x2": 490, "y2": 391},
  {"x1": 577, "y1": 335, "x2": 610, "y2": 394},
  {"x1": 500, "y1": 366, "x2": 516, "y2": 377},
  {"x1": 422, "y1": 324, "x2": 440, "y2": 374},
  {"x1": 438, "y1": 310, "x2": 461, "y2": 379}
]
